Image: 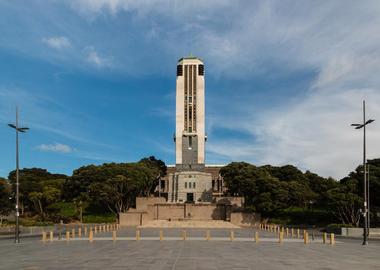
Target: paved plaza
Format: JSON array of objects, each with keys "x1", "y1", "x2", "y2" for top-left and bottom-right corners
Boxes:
[{"x1": 0, "y1": 227, "x2": 379, "y2": 270}]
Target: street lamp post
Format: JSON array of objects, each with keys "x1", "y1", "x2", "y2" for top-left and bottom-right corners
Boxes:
[
  {"x1": 8, "y1": 107, "x2": 29, "y2": 243},
  {"x1": 367, "y1": 163, "x2": 370, "y2": 236},
  {"x1": 351, "y1": 100, "x2": 374, "y2": 245}
]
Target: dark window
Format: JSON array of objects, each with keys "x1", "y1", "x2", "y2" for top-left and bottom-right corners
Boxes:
[
  {"x1": 185, "y1": 182, "x2": 187, "y2": 189},
  {"x1": 177, "y1": 65, "x2": 183, "y2": 76},
  {"x1": 198, "y1": 64, "x2": 204, "y2": 76}
]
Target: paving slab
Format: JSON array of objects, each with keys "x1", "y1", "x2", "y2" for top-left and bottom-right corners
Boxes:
[{"x1": 0, "y1": 227, "x2": 379, "y2": 270}]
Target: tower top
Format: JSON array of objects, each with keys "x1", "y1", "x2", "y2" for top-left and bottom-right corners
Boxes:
[{"x1": 178, "y1": 55, "x2": 203, "y2": 63}]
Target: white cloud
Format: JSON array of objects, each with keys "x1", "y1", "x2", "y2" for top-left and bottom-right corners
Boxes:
[
  {"x1": 36, "y1": 143, "x2": 74, "y2": 153},
  {"x1": 42, "y1": 36, "x2": 71, "y2": 49},
  {"x1": 199, "y1": 1, "x2": 380, "y2": 179},
  {"x1": 208, "y1": 88, "x2": 380, "y2": 179},
  {"x1": 84, "y1": 46, "x2": 111, "y2": 67}
]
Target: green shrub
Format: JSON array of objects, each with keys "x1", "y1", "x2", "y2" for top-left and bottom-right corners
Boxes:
[
  {"x1": 82, "y1": 214, "x2": 116, "y2": 224},
  {"x1": 267, "y1": 207, "x2": 337, "y2": 226},
  {"x1": 20, "y1": 218, "x2": 53, "y2": 226}
]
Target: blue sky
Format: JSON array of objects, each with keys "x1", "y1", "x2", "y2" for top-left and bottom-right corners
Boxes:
[{"x1": 1, "y1": 0, "x2": 380, "y2": 179}]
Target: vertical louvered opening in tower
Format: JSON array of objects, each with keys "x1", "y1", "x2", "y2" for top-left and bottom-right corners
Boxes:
[
  {"x1": 198, "y1": 64, "x2": 204, "y2": 76},
  {"x1": 177, "y1": 65, "x2": 183, "y2": 76}
]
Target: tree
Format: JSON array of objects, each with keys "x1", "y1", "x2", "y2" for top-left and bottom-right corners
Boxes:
[
  {"x1": 73, "y1": 192, "x2": 90, "y2": 223},
  {"x1": 220, "y1": 162, "x2": 289, "y2": 213},
  {"x1": 70, "y1": 160, "x2": 165, "y2": 213},
  {"x1": 139, "y1": 156, "x2": 167, "y2": 177},
  {"x1": 342, "y1": 158, "x2": 380, "y2": 227},
  {"x1": 8, "y1": 168, "x2": 67, "y2": 215},
  {"x1": 0, "y1": 178, "x2": 12, "y2": 224},
  {"x1": 326, "y1": 178, "x2": 362, "y2": 226},
  {"x1": 89, "y1": 175, "x2": 131, "y2": 214}
]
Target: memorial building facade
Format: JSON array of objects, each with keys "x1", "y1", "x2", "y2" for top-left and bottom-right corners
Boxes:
[{"x1": 119, "y1": 56, "x2": 260, "y2": 226}]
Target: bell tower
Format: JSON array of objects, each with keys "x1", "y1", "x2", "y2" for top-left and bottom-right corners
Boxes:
[{"x1": 175, "y1": 56, "x2": 206, "y2": 171}]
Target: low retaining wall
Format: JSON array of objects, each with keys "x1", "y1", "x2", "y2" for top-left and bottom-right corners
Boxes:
[
  {"x1": 119, "y1": 212, "x2": 146, "y2": 226},
  {"x1": 135, "y1": 197, "x2": 166, "y2": 211},
  {"x1": 230, "y1": 212, "x2": 261, "y2": 227},
  {"x1": 341, "y1": 227, "x2": 380, "y2": 237}
]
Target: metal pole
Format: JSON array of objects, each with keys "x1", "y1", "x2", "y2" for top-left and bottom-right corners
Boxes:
[
  {"x1": 367, "y1": 163, "x2": 370, "y2": 236},
  {"x1": 362, "y1": 100, "x2": 368, "y2": 245},
  {"x1": 15, "y1": 107, "x2": 20, "y2": 244}
]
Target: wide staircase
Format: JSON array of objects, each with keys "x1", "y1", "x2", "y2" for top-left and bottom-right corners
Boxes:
[{"x1": 140, "y1": 219, "x2": 240, "y2": 228}]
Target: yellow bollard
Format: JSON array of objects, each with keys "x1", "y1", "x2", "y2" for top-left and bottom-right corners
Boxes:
[
  {"x1": 136, "y1": 230, "x2": 140, "y2": 241},
  {"x1": 160, "y1": 230, "x2": 163, "y2": 241},
  {"x1": 66, "y1": 231, "x2": 70, "y2": 242},
  {"x1": 230, "y1": 230, "x2": 235, "y2": 241},
  {"x1": 112, "y1": 230, "x2": 117, "y2": 242},
  {"x1": 291, "y1": 228, "x2": 294, "y2": 238},
  {"x1": 286, "y1": 228, "x2": 289, "y2": 237},
  {"x1": 323, "y1": 232, "x2": 327, "y2": 244},
  {"x1": 255, "y1": 231, "x2": 259, "y2": 243},
  {"x1": 182, "y1": 230, "x2": 186, "y2": 241},
  {"x1": 50, "y1": 231, "x2": 53, "y2": 242},
  {"x1": 297, "y1": 229, "x2": 300, "y2": 239},
  {"x1": 89, "y1": 230, "x2": 93, "y2": 243},
  {"x1": 84, "y1": 226, "x2": 88, "y2": 236},
  {"x1": 206, "y1": 230, "x2": 211, "y2": 241},
  {"x1": 42, "y1": 231, "x2": 47, "y2": 243},
  {"x1": 330, "y1": 233, "x2": 335, "y2": 245},
  {"x1": 71, "y1": 228, "x2": 75, "y2": 238},
  {"x1": 103, "y1": 225, "x2": 106, "y2": 232},
  {"x1": 279, "y1": 231, "x2": 284, "y2": 243},
  {"x1": 304, "y1": 232, "x2": 309, "y2": 244},
  {"x1": 78, "y1": 228, "x2": 82, "y2": 238}
]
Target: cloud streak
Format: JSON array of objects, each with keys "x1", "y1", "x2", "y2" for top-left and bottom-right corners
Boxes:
[
  {"x1": 84, "y1": 46, "x2": 112, "y2": 68},
  {"x1": 42, "y1": 36, "x2": 71, "y2": 50},
  {"x1": 36, "y1": 143, "x2": 74, "y2": 153}
]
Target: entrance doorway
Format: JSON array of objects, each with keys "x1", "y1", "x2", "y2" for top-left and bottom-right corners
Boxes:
[{"x1": 186, "y1": 193, "x2": 194, "y2": 203}]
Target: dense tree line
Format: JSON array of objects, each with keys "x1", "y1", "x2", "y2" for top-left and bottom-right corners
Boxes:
[
  {"x1": 0, "y1": 156, "x2": 379, "y2": 227},
  {"x1": 220, "y1": 159, "x2": 380, "y2": 227},
  {"x1": 0, "y1": 156, "x2": 165, "y2": 223}
]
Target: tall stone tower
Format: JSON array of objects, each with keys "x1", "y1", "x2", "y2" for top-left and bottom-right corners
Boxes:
[
  {"x1": 168, "y1": 56, "x2": 213, "y2": 203},
  {"x1": 175, "y1": 56, "x2": 206, "y2": 171}
]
